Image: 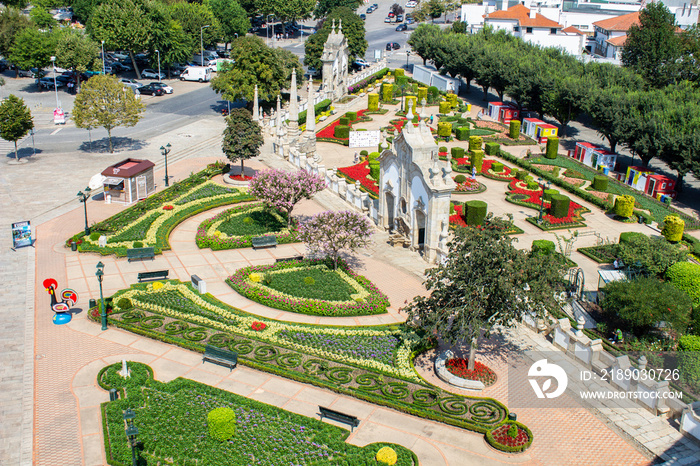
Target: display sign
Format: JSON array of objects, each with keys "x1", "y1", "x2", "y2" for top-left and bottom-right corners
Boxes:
[
  {"x1": 349, "y1": 130, "x2": 381, "y2": 148},
  {"x1": 53, "y1": 108, "x2": 65, "y2": 125},
  {"x1": 11, "y1": 221, "x2": 32, "y2": 248}
]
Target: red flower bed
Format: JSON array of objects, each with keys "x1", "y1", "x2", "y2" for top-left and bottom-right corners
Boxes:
[
  {"x1": 251, "y1": 321, "x2": 267, "y2": 331},
  {"x1": 449, "y1": 204, "x2": 467, "y2": 228},
  {"x1": 490, "y1": 424, "x2": 530, "y2": 449},
  {"x1": 482, "y1": 159, "x2": 515, "y2": 180},
  {"x1": 445, "y1": 357, "x2": 497, "y2": 386},
  {"x1": 316, "y1": 109, "x2": 367, "y2": 140},
  {"x1": 162, "y1": 205, "x2": 174, "y2": 210},
  {"x1": 228, "y1": 174, "x2": 253, "y2": 181},
  {"x1": 337, "y1": 160, "x2": 379, "y2": 195},
  {"x1": 507, "y1": 181, "x2": 589, "y2": 226},
  {"x1": 454, "y1": 177, "x2": 482, "y2": 193}
]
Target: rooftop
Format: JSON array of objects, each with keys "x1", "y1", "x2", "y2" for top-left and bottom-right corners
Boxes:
[
  {"x1": 485, "y1": 4, "x2": 563, "y2": 28},
  {"x1": 593, "y1": 11, "x2": 640, "y2": 31}
]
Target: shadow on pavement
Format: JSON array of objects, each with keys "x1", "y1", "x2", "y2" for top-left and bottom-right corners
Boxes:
[
  {"x1": 4, "y1": 147, "x2": 42, "y2": 160},
  {"x1": 78, "y1": 137, "x2": 146, "y2": 154}
]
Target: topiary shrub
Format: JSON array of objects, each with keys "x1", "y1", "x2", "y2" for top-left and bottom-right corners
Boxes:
[
  {"x1": 90, "y1": 232, "x2": 100, "y2": 241},
  {"x1": 465, "y1": 200, "x2": 487, "y2": 226},
  {"x1": 662, "y1": 215, "x2": 684, "y2": 243},
  {"x1": 516, "y1": 169, "x2": 528, "y2": 181},
  {"x1": 454, "y1": 174, "x2": 467, "y2": 184},
  {"x1": 133, "y1": 241, "x2": 144, "y2": 248},
  {"x1": 394, "y1": 68, "x2": 405, "y2": 77},
  {"x1": 368, "y1": 151, "x2": 380, "y2": 161},
  {"x1": 438, "y1": 121, "x2": 452, "y2": 137},
  {"x1": 527, "y1": 180, "x2": 540, "y2": 190},
  {"x1": 338, "y1": 117, "x2": 350, "y2": 126},
  {"x1": 345, "y1": 111, "x2": 357, "y2": 121},
  {"x1": 381, "y1": 83, "x2": 393, "y2": 101},
  {"x1": 451, "y1": 147, "x2": 465, "y2": 158},
  {"x1": 619, "y1": 231, "x2": 646, "y2": 244},
  {"x1": 438, "y1": 146, "x2": 448, "y2": 153},
  {"x1": 468, "y1": 136, "x2": 483, "y2": 151},
  {"x1": 679, "y1": 335, "x2": 700, "y2": 394},
  {"x1": 551, "y1": 166, "x2": 560, "y2": 177},
  {"x1": 666, "y1": 262, "x2": 700, "y2": 307},
  {"x1": 550, "y1": 194, "x2": 570, "y2": 219},
  {"x1": 369, "y1": 161, "x2": 380, "y2": 180},
  {"x1": 427, "y1": 86, "x2": 439, "y2": 101},
  {"x1": 542, "y1": 188, "x2": 559, "y2": 202},
  {"x1": 509, "y1": 120, "x2": 520, "y2": 139},
  {"x1": 532, "y1": 239, "x2": 555, "y2": 255},
  {"x1": 334, "y1": 125, "x2": 350, "y2": 139},
  {"x1": 303, "y1": 276, "x2": 315, "y2": 285},
  {"x1": 492, "y1": 162, "x2": 503, "y2": 172},
  {"x1": 545, "y1": 137, "x2": 559, "y2": 159},
  {"x1": 456, "y1": 126, "x2": 470, "y2": 141},
  {"x1": 208, "y1": 407, "x2": 236, "y2": 441},
  {"x1": 614, "y1": 195, "x2": 635, "y2": 218},
  {"x1": 439, "y1": 101, "x2": 451, "y2": 114},
  {"x1": 417, "y1": 87, "x2": 427, "y2": 104},
  {"x1": 117, "y1": 298, "x2": 132, "y2": 310},
  {"x1": 592, "y1": 175, "x2": 608, "y2": 191},
  {"x1": 405, "y1": 95, "x2": 417, "y2": 113},
  {"x1": 360, "y1": 150, "x2": 369, "y2": 157},
  {"x1": 446, "y1": 93, "x2": 458, "y2": 108},
  {"x1": 376, "y1": 446, "x2": 398, "y2": 465},
  {"x1": 470, "y1": 150, "x2": 484, "y2": 173},
  {"x1": 368, "y1": 93, "x2": 379, "y2": 111},
  {"x1": 484, "y1": 142, "x2": 500, "y2": 155}
]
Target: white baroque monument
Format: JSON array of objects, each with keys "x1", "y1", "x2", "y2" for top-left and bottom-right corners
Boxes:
[
  {"x1": 321, "y1": 20, "x2": 349, "y2": 102},
  {"x1": 377, "y1": 119, "x2": 455, "y2": 263}
]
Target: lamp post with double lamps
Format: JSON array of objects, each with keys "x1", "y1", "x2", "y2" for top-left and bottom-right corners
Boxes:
[
  {"x1": 161, "y1": 143, "x2": 172, "y2": 187},
  {"x1": 155, "y1": 49, "x2": 161, "y2": 82},
  {"x1": 101, "y1": 41, "x2": 105, "y2": 74},
  {"x1": 50, "y1": 56, "x2": 59, "y2": 110},
  {"x1": 123, "y1": 408, "x2": 139, "y2": 466},
  {"x1": 200, "y1": 25, "x2": 210, "y2": 66},
  {"x1": 96, "y1": 261, "x2": 107, "y2": 330},
  {"x1": 77, "y1": 187, "x2": 92, "y2": 235}
]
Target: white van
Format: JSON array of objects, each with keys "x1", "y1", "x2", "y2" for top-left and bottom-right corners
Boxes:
[{"x1": 179, "y1": 66, "x2": 212, "y2": 82}]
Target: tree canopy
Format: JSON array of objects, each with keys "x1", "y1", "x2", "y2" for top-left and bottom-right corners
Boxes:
[
  {"x1": 207, "y1": 0, "x2": 250, "y2": 47},
  {"x1": 54, "y1": 28, "x2": 101, "y2": 90},
  {"x1": 313, "y1": 0, "x2": 362, "y2": 19},
  {"x1": 0, "y1": 6, "x2": 32, "y2": 58},
  {"x1": 248, "y1": 169, "x2": 326, "y2": 226},
  {"x1": 298, "y1": 210, "x2": 374, "y2": 269},
  {"x1": 9, "y1": 27, "x2": 56, "y2": 80},
  {"x1": 0, "y1": 94, "x2": 33, "y2": 161},
  {"x1": 221, "y1": 108, "x2": 264, "y2": 174},
  {"x1": 72, "y1": 75, "x2": 145, "y2": 153}
]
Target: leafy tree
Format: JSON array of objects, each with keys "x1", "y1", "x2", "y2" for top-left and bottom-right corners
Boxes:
[
  {"x1": 71, "y1": 0, "x2": 102, "y2": 24},
  {"x1": 257, "y1": 0, "x2": 315, "y2": 35},
  {"x1": 390, "y1": 3, "x2": 404, "y2": 16},
  {"x1": 207, "y1": 0, "x2": 250, "y2": 49},
  {"x1": 8, "y1": 27, "x2": 56, "y2": 82},
  {"x1": 297, "y1": 210, "x2": 374, "y2": 269},
  {"x1": 601, "y1": 276, "x2": 691, "y2": 336},
  {"x1": 313, "y1": 0, "x2": 362, "y2": 19},
  {"x1": 221, "y1": 108, "x2": 264, "y2": 175},
  {"x1": 0, "y1": 6, "x2": 32, "y2": 59},
  {"x1": 304, "y1": 7, "x2": 367, "y2": 70},
  {"x1": 403, "y1": 216, "x2": 566, "y2": 370},
  {"x1": 424, "y1": 0, "x2": 445, "y2": 23},
  {"x1": 451, "y1": 20, "x2": 466, "y2": 34},
  {"x1": 620, "y1": 89, "x2": 665, "y2": 167},
  {"x1": 616, "y1": 234, "x2": 687, "y2": 277},
  {"x1": 248, "y1": 169, "x2": 326, "y2": 226},
  {"x1": 29, "y1": 6, "x2": 57, "y2": 30},
  {"x1": 407, "y1": 23, "x2": 442, "y2": 66},
  {"x1": 584, "y1": 86, "x2": 630, "y2": 153},
  {"x1": 54, "y1": 28, "x2": 101, "y2": 91},
  {"x1": 3, "y1": 0, "x2": 29, "y2": 9},
  {"x1": 169, "y1": 1, "x2": 221, "y2": 51},
  {"x1": 87, "y1": 0, "x2": 152, "y2": 78},
  {"x1": 621, "y1": 3, "x2": 680, "y2": 87},
  {"x1": 72, "y1": 75, "x2": 145, "y2": 153},
  {"x1": 506, "y1": 52, "x2": 556, "y2": 117},
  {"x1": 211, "y1": 35, "x2": 302, "y2": 107},
  {"x1": 542, "y1": 72, "x2": 588, "y2": 136},
  {"x1": 0, "y1": 94, "x2": 34, "y2": 161}
]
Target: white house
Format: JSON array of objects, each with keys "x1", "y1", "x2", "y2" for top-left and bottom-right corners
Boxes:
[
  {"x1": 484, "y1": 4, "x2": 586, "y2": 56},
  {"x1": 592, "y1": 11, "x2": 639, "y2": 58}
]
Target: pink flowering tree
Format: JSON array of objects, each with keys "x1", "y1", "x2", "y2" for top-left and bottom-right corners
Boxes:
[
  {"x1": 249, "y1": 169, "x2": 326, "y2": 226},
  {"x1": 297, "y1": 211, "x2": 375, "y2": 269}
]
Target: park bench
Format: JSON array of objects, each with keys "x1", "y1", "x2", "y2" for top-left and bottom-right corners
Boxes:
[
  {"x1": 318, "y1": 406, "x2": 360, "y2": 431},
  {"x1": 202, "y1": 344, "x2": 238, "y2": 370},
  {"x1": 127, "y1": 247, "x2": 155, "y2": 262},
  {"x1": 275, "y1": 255, "x2": 304, "y2": 263},
  {"x1": 137, "y1": 270, "x2": 169, "y2": 282},
  {"x1": 251, "y1": 236, "x2": 277, "y2": 250}
]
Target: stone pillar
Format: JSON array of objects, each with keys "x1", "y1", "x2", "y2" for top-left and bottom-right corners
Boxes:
[
  {"x1": 288, "y1": 68, "x2": 299, "y2": 138},
  {"x1": 252, "y1": 84, "x2": 259, "y2": 122}
]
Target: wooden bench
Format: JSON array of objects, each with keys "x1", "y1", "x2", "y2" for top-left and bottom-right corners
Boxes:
[
  {"x1": 127, "y1": 247, "x2": 155, "y2": 262},
  {"x1": 202, "y1": 344, "x2": 238, "y2": 370},
  {"x1": 275, "y1": 255, "x2": 303, "y2": 263},
  {"x1": 137, "y1": 270, "x2": 169, "y2": 282},
  {"x1": 251, "y1": 236, "x2": 277, "y2": 249},
  {"x1": 318, "y1": 406, "x2": 360, "y2": 431}
]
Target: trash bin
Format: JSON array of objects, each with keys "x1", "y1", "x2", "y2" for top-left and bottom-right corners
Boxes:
[
  {"x1": 638, "y1": 215, "x2": 644, "y2": 224},
  {"x1": 70, "y1": 241, "x2": 77, "y2": 251},
  {"x1": 602, "y1": 166, "x2": 610, "y2": 175},
  {"x1": 109, "y1": 388, "x2": 119, "y2": 401},
  {"x1": 508, "y1": 413, "x2": 517, "y2": 421},
  {"x1": 89, "y1": 298, "x2": 96, "y2": 309}
]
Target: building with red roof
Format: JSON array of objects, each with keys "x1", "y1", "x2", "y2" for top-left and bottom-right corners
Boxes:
[{"x1": 592, "y1": 11, "x2": 639, "y2": 59}]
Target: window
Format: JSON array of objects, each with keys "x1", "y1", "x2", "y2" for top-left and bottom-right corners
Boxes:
[
  {"x1": 526, "y1": 27, "x2": 533, "y2": 34},
  {"x1": 514, "y1": 26, "x2": 520, "y2": 32},
  {"x1": 550, "y1": 28, "x2": 557, "y2": 35}
]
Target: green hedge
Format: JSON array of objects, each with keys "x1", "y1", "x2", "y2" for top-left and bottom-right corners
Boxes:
[
  {"x1": 297, "y1": 99, "x2": 331, "y2": 126},
  {"x1": 550, "y1": 194, "x2": 570, "y2": 218},
  {"x1": 456, "y1": 126, "x2": 470, "y2": 141},
  {"x1": 454, "y1": 174, "x2": 467, "y2": 184},
  {"x1": 208, "y1": 407, "x2": 237, "y2": 441},
  {"x1": 427, "y1": 86, "x2": 439, "y2": 100},
  {"x1": 339, "y1": 117, "x2": 350, "y2": 126},
  {"x1": 439, "y1": 101, "x2": 451, "y2": 114},
  {"x1": 662, "y1": 215, "x2": 684, "y2": 242},
  {"x1": 592, "y1": 175, "x2": 608, "y2": 191},
  {"x1": 545, "y1": 137, "x2": 559, "y2": 159},
  {"x1": 368, "y1": 151, "x2": 380, "y2": 161},
  {"x1": 543, "y1": 188, "x2": 559, "y2": 202},
  {"x1": 369, "y1": 160, "x2": 380, "y2": 180},
  {"x1": 470, "y1": 150, "x2": 484, "y2": 173},
  {"x1": 469, "y1": 136, "x2": 483, "y2": 151},
  {"x1": 360, "y1": 149, "x2": 369, "y2": 157},
  {"x1": 394, "y1": 68, "x2": 405, "y2": 77},
  {"x1": 485, "y1": 142, "x2": 500, "y2": 155},
  {"x1": 509, "y1": 120, "x2": 520, "y2": 139},
  {"x1": 679, "y1": 335, "x2": 700, "y2": 395},
  {"x1": 532, "y1": 239, "x2": 555, "y2": 255},
  {"x1": 382, "y1": 83, "x2": 393, "y2": 101},
  {"x1": 438, "y1": 121, "x2": 452, "y2": 137},
  {"x1": 666, "y1": 262, "x2": 700, "y2": 307},
  {"x1": 614, "y1": 195, "x2": 635, "y2": 218},
  {"x1": 492, "y1": 162, "x2": 503, "y2": 172},
  {"x1": 368, "y1": 93, "x2": 379, "y2": 111},
  {"x1": 334, "y1": 125, "x2": 350, "y2": 139},
  {"x1": 465, "y1": 200, "x2": 487, "y2": 226},
  {"x1": 451, "y1": 147, "x2": 465, "y2": 158},
  {"x1": 417, "y1": 87, "x2": 427, "y2": 103},
  {"x1": 619, "y1": 231, "x2": 646, "y2": 243}
]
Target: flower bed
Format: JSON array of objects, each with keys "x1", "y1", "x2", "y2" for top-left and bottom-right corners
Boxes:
[
  {"x1": 337, "y1": 160, "x2": 379, "y2": 196},
  {"x1": 91, "y1": 281, "x2": 525, "y2": 448},
  {"x1": 196, "y1": 203, "x2": 299, "y2": 251},
  {"x1": 446, "y1": 357, "x2": 497, "y2": 386},
  {"x1": 453, "y1": 177, "x2": 486, "y2": 194},
  {"x1": 506, "y1": 180, "x2": 590, "y2": 230},
  {"x1": 481, "y1": 159, "x2": 516, "y2": 181},
  {"x1": 449, "y1": 204, "x2": 524, "y2": 234},
  {"x1": 98, "y1": 361, "x2": 419, "y2": 465},
  {"x1": 227, "y1": 259, "x2": 390, "y2": 316},
  {"x1": 486, "y1": 422, "x2": 533, "y2": 453},
  {"x1": 316, "y1": 109, "x2": 370, "y2": 145}
]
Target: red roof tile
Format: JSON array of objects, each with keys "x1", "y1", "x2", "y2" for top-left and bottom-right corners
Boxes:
[
  {"x1": 593, "y1": 12, "x2": 639, "y2": 32},
  {"x1": 561, "y1": 26, "x2": 585, "y2": 35},
  {"x1": 606, "y1": 34, "x2": 628, "y2": 47},
  {"x1": 485, "y1": 4, "x2": 562, "y2": 29}
]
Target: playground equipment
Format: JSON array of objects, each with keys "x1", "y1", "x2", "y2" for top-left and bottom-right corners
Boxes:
[{"x1": 43, "y1": 278, "x2": 78, "y2": 325}]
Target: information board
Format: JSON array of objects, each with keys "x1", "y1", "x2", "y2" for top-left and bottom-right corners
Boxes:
[
  {"x1": 11, "y1": 221, "x2": 32, "y2": 248},
  {"x1": 349, "y1": 130, "x2": 381, "y2": 148}
]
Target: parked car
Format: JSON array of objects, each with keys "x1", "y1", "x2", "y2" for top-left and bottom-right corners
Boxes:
[
  {"x1": 0, "y1": 59, "x2": 8, "y2": 72},
  {"x1": 120, "y1": 78, "x2": 142, "y2": 90},
  {"x1": 396, "y1": 23, "x2": 407, "y2": 31},
  {"x1": 55, "y1": 75, "x2": 72, "y2": 85},
  {"x1": 406, "y1": 16, "x2": 414, "y2": 24},
  {"x1": 360, "y1": 13, "x2": 366, "y2": 20},
  {"x1": 118, "y1": 61, "x2": 134, "y2": 71},
  {"x1": 396, "y1": 14, "x2": 403, "y2": 22},
  {"x1": 405, "y1": 1, "x2": 418, "y2": 7},
  {"x1": 354, "y1": 58, "x2": 370, "y2": 69},
  {"x1": 366, "y1": 6, "x2": 374, "y2": 13},
  {"x1": 388, "y1": 11, "x2": 395, "y2": 17},
  {"x1": 386, "y1": 42, "x2": 400, "y2": 50},
  {"x1": 141, "y1": 69, "x2": 165, "y2": 80},
  {"x1": 37, "y1": 77, "x2": 65, "y2": 89},
  {"x1": 149, "y1": 82, "x2": 173, "y2": 94},
  {"x1": 18, "y1": 68, "x2": 39, "y2": 78},
  {"x1": 384, "y1": 16, "x2": 393, "y2": 23},
  {"x1": 137, "y1": 83, "x2": 165, "y2": 96}
]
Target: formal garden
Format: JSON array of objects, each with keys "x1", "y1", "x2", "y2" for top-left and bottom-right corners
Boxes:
[{"x1": 98, "y1": 361, "x2": 420, "y2": 465}]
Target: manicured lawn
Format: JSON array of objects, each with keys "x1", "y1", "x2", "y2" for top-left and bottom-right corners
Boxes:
[
  {"x1": 265, "y1": 266, "x2": 357, "y2": 301},
  {"x1": 218, "y1": 209, "x2": 287, "y2": 237}
]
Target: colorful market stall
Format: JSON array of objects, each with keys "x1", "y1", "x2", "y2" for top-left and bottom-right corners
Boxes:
[
  {"x1": 569, "y1": 142, "x2": 618, "y2": 173},
  {"x1": 102, "y1": 158, "x2": 156, "y2": 205}
]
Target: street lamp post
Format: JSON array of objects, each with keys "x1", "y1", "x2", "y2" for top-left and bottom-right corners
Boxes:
[
  {"x1": 537, "y1": 178, "x2": 551, "y2": 224},
  {"x1": 123, "y1": 408, "x2": 139, "y2": 466},
  {"x1": 267, "y1": 15, "x2": 274, "y2": 45},
  {"x1": 96, "y1": 261, "x2": 107, "y2": 331},
  {"x1": 200, "y1": 25, "x2": 210, "y2": 67},
  {"x1": 406, "y1": 50, "x2": 410, "y2": 68},
  {"x1": 77, "y1": 187, "x2": 92, "y2": 235},
  {"x1": 101, "y1": 41, "x2": 105, "y2": 74},
  {"x1": 160, "y1": 143, "x2": 172, "y2": 187},
  {"x1": 155, "y1": 49, "x2": 161, "y2": 82},
  {"x1": 50, "y1": 56, "x2": 59, "y2": 110}
]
